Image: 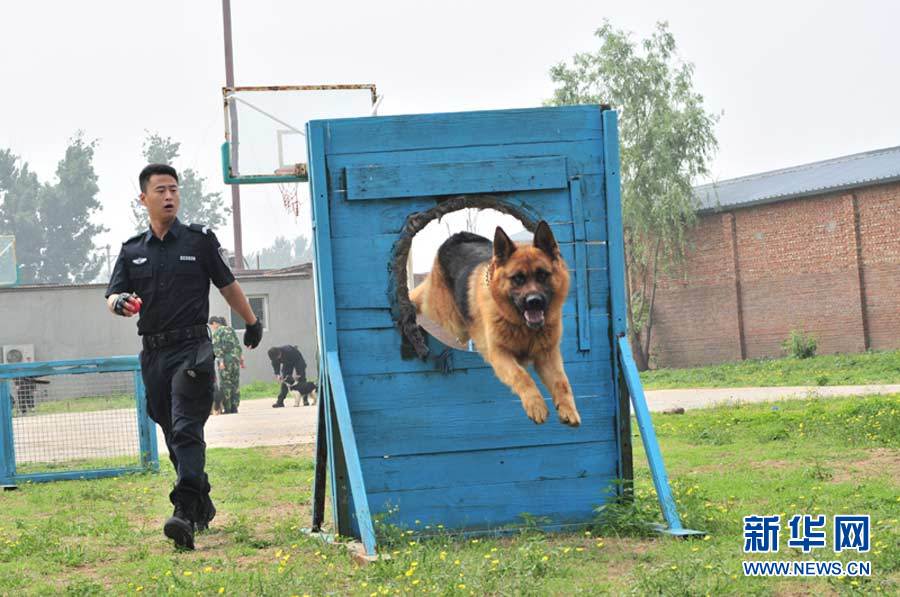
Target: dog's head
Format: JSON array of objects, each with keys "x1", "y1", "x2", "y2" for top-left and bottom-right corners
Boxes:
[{"x1": 490, "y1": 221, "x2": 570, "y2": 330}]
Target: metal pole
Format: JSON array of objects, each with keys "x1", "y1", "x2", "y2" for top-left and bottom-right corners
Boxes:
[{"x1": 222, "y1": 0, "x2": 244, "y2": 271}]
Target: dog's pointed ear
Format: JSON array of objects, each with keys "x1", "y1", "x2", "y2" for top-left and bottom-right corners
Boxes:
[
  {"x1": 493, "y1": 226, "x2": 516, "y2": 263},
  {"x1": 533, "y1": 221, "x2": 559, "y2": 260}
]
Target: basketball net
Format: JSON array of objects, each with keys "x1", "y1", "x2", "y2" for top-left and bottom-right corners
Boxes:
[{"x1": 278, "y1": 182, "x2": 300, "y2": 218}]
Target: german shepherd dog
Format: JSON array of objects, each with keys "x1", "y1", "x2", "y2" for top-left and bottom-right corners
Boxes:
[{"x1": 410, "y1": 221, "x2": 581, "y2": 426}]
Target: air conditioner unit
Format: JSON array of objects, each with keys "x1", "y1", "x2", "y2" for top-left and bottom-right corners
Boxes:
[{"x1": 3, "y1": 344, "x2": 35, "y2": 364}]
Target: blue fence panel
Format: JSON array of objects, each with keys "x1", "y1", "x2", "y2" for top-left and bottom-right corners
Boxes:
[{"x1": 0, "y1": 356, "x2": 158, "y2": 486}]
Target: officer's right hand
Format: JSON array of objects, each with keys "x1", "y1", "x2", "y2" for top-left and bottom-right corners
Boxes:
[
  {"x1": 243, "y1": 319, "x2": 263, "y2": 349},
  {"x1": 113, "y1": 293, "x2": 142, "y2": 317}
]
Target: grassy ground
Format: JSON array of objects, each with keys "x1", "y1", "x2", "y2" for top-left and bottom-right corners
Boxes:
[
  {"x1": 641, "y1": 350, "x2": 900, "y2": 390},
  {"x1": 30, "y1": 395, "x2": 134, "y2": 415},
  {"x1": 0, "y1": 395, "x2": 896, "y2": 595}
]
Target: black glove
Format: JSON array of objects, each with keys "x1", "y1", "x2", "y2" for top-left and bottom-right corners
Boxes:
[
  {"x1": 243, "y1": 319, "x2": 263, "y2": 348},
  {"x1": 113, "y1": 293, "x2": 139, "y2": 316}
]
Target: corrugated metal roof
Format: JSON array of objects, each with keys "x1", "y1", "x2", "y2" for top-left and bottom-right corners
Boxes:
[{"x1": 694, "y1": 145, "x2": 900, "y2": 212}]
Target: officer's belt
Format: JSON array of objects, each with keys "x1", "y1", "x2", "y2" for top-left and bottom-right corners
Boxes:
[{"x1": 142, "y1": 324, "x2": 210, "y2": 351}]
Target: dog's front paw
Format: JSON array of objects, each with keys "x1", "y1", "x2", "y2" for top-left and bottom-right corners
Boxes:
[
  {"x1": 557, "y1": 402, "x2": 581, "y2": 427},
  {"x1": 522, "y1": 395, "x2": 549, "y2": 424}
]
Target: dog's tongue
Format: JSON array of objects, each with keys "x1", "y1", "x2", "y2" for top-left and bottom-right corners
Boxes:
[{"x1": 524, "y1": 309, "x2": 545, "y2": 325}]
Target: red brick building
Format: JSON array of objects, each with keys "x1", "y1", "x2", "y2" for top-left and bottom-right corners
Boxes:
[{"x1": 650, "y1": 146, "x2": 900, "y2": 368}]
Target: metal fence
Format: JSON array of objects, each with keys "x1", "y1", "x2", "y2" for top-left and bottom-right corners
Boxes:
[{"x1": 0, "y1": 356, "x2": 158, "y2": 486}]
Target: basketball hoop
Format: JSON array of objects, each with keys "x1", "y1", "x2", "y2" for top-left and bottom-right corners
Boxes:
[{"x1": 278, "y1": 182, "x2": 300, "y2": 218}]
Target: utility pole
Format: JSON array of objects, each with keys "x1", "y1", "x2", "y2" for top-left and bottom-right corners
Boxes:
[{"x1": 222, "y1": 0, "x2": 244, "y2": 270}]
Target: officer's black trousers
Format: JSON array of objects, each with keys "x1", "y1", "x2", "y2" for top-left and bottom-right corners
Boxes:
[{"x1": 140, "y1": 338, "x2": 215, "y2": 522}]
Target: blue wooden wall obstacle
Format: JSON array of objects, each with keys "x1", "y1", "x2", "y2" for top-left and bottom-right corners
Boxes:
[{"x1": 297, "y1": 105, "x2": 697, "y2": 555}]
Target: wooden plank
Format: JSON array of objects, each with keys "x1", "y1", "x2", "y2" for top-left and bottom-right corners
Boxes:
[
  {"x1": 342, "y1": 359, "x2": 613, "y2": 413},
  {"x1": 337, "y1": 312, "x2": 612, "y2": 376},
  {"x1": 327, "y1": 140, "x2": 605, "y2": 192},
  {"x1": 362, "y1": 441, "x2": 617, "y2": 493},
  {"x1": 350, "y1": 393, "x2": 616, "y2": 459},
  {"x1": 319, "y1": 106, "x2": 603, "y2": 155},
  {"x1": 353, "y1": 411, "x2": 617, "y2": 460},
  {"x1": 366, "y1": 474, "x2": 619, "y2": 531},
  {"x1": 602, "y1": 110, "x2": 628, "y2": 336},
  {"x1": 345, "y1": 156, "x2": 568, "y2": 200},
  {"x1": 326, "y1": 351, "x2": 377, "y2": 554},
  {"x1": 328, "y1": 175, "x2": 609, "y2": 241},
  {"x1": 336, "y1": 308, "x2": 395, "y2": 331},
  {"x1": 568, "y1": 177, "x2": 591, "y2": 352}
]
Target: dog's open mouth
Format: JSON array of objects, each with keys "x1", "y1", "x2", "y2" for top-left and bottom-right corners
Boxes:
[{"x1": 523, "y1": 309, "x2": 545, "y2": 328}]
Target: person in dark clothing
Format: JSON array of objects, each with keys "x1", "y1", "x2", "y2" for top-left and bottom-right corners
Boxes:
[
  {"x1": 105, "y1": 163, "x2": 263, "y2": 551},
  {"x1": 267, "y1": 345, "x2": 308, "y2": 407}
]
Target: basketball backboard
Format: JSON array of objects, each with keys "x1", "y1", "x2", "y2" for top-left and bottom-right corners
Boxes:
[{"x1": 222, "y1": 84, "x2": 378, "y2": 184}]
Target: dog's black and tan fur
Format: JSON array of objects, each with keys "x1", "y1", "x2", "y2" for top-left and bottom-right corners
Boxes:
[{"x1": 410, "y1": 221, "x2": 580, "y2": 426}]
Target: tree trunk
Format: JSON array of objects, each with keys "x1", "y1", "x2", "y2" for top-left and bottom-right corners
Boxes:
[
  {"x1": 631, "y1": 332, "x2": 650, "y2": 371},
  {"x1": 641, "y1": 239, "x2": 662, "y2": 364}
]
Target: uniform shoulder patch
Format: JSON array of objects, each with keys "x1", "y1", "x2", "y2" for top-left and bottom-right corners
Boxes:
[{"x1": 188, "y1": 223, "x2": 211, "y2": 235}]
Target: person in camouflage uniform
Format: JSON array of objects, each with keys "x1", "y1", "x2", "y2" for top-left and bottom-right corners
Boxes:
[{"x1": 209, "y1": 316, "x2": 243, "y2": 414}]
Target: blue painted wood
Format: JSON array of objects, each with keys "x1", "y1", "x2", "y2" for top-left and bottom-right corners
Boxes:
[
  {"x1": 133, "y1": 370, "x2": 158, "y2": 471},
  {"x1": 351, "y1": 396, "x2": 615, "y2": 458},
  {"x1": 316, "y1": 106, "x2": 603, "y2": 155},
  {"x1": 367, "y1": 474, "x2": 618, "y2": 532},
  {"x1": 362, "y1": 441, "x2": 617, "y2": 493},
  {"x1": 308, "y1": 121, "x2": 345, "y2": 534},
  {"x1": 8, "y1": 467, "x2": 149, "y2": 485},
  {"x1": 602, "y1": 110, "x2": 628, "y2": 337},
  {"x1": 327, "y1": 140, "x2": 605, "y2": 185},
  {"x1": 618, "y1": 336, "x2": 685, "y2": 532},
  {"x1": 303, "y1": 105, "x2": 670, "y2": 550},
  {"x1": 328, "y1": 176, "x2": 609, "y2": 241},
  {"x1": 568, "y1": 176, "x2": 591, "y2": 351},
  {"x1": 0, "y1": 381, "x2": 15, "y2": 483},
  {"x1": 0, "y1": 356, "x2": 140, "y2": 379},
  {"x1": 336, "y1": 308, "x2": 395, "y2": 331},
  {"x1": 345, "y1": 156, "x2": 568, "y2": 200},
  {"x1": 326, "y1": 351, "x2": 377, "y2": 555}
]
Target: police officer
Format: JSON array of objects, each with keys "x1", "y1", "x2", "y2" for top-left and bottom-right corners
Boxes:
[
  {"x1": 209, "y1": 316, "x2": 242, "y2": 414},
  {"x1": 267, "y1": 345, "x2": 307, "y2": 407},
  {"x1": 105, "y1": 164, "x2": 263, "y2": 551}
]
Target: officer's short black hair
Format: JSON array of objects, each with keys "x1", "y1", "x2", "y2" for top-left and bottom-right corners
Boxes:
[
  {"x1": 267, "y1": 347, "x2": 281, "y2": 360},
  {"x1": 139, "y1": 164, "x2": 179, "y2": 192}
]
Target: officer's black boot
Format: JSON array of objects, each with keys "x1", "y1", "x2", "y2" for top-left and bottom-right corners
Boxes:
[
  {"x1": 164, "y1": 504, "x2": 195, "y2": 550},
  {"x1": 195, "y1": 496, "x2": 217, "y2": 533}
]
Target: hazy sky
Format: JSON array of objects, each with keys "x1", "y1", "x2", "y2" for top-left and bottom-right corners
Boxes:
[{"x1": 1, "y1": 0, "x2": 898, "y2": 272}]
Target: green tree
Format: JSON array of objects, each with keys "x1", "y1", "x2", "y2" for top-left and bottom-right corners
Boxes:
[
  {"x1": 293, "y1": 234, "x2": 313, "y2": 263},
  {"x1": 0, "y1": 149, "x2": 44, "y2": 283},
  {"x1": 38, "y1": 133, "x2": 107, "y2": 284},
  {"x1": 548, "y1": 21, "x2": 718, "y2": 369},
  {"x1": 132, "y1": 133, "x2": 230, "y2": 231},
  {"x1": 245, "y1": 234, "x2": 313, "y2": 270}
]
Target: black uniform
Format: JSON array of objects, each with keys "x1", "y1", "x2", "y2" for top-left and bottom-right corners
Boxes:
[
  {"x1": 270, "y1": 345, "x2": 307, "y2": 406},
  {"x1": 106, "y1": 218, "x2": 234, "y2": 526}
]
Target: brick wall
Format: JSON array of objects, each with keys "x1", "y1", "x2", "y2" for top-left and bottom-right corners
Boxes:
[{"x1": 649, "y1": 181, "x2": 900, "y2": 367}]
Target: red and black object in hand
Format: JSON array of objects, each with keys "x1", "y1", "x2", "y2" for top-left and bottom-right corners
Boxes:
[{"x1": 114, "y1": 293, "x2": 143, "y2": 316}]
